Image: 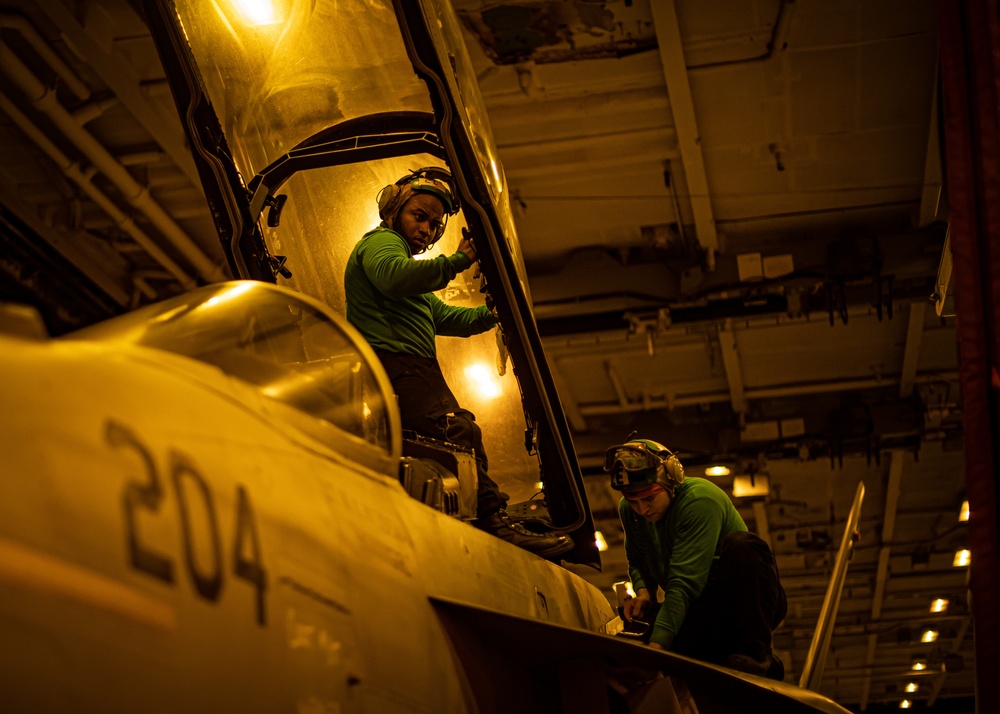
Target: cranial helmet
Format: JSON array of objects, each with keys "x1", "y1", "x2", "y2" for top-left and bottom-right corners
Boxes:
[
  {"x1": 376, "y1": 166, "x2": 460, "y2": 250},
  {"x1": 604, "y1": 438, "x2": 685, "y2": 493}
]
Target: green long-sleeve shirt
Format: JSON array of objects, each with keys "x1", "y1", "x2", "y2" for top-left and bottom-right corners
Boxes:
[
  {"x1": 619, "y1": 477, "x2": 747, "y2": 648},
  {"x1": 344, "y1": 225, "x2": 497, "y2": 357}
]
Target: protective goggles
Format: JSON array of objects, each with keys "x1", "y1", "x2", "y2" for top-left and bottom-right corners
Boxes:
[{"x1": 603, "y1": 443, "x2": 663, "y2": 474}]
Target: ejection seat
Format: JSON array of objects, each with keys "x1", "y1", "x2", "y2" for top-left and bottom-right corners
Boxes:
[{"x1": 398, "y1": 432, "x2": 478, "y2": 520}]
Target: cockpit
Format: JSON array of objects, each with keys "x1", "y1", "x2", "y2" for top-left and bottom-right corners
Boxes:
[{"x1": 70, "y1": 281, "x2": 399, "y2": 458}]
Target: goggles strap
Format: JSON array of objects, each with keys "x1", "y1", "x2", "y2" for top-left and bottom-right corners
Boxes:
[{"x1": 624, "y1": 483, "x2": 666, "y2": 498}]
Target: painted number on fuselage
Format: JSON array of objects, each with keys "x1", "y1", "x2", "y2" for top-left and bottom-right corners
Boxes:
[{"x1": 107, "y1": 420, "x2": 268, "y2": 626}]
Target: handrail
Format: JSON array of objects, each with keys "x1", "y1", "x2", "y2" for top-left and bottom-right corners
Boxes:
[{"x1": 799, "y1": 481, "x2": 865, "y2": 691}]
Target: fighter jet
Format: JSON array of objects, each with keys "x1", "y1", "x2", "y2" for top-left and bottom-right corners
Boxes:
[
  {"x1": 0, "y1": 276, "x2": 850, "y2": 713},
  {"x1": 0, "y1": 0, "x2": 855, "y2": 711}
]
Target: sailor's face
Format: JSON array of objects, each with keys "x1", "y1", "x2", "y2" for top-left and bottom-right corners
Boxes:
[
  {"x1": 624, "y1": 489, "x2": 672, "y2": 522},
  {"x1": 397, "y1": 194, "x2": 445, "y2": 254}
]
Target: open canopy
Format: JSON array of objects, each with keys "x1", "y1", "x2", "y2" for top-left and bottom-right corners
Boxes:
[{"x1": 142, "y1": 0, "x2": 598, "y2": 565}]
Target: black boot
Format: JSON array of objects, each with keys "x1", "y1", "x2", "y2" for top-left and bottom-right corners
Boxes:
[{"x1": 476, "y1": 510, "x2": 574, "y2": 558}]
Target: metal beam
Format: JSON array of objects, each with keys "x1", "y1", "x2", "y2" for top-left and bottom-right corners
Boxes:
[
  {"x1": 604, "y1": 360, "x2": 630, "y2": 408},
  {"x1": 752, "y1": 501, "x2": 771, "y2": 549},
  {"x1": 718, "y1": 320, "x2": 747, "y2": 415},
  {"x1": 649, "y1": 0, "x2": 719, "y2": 267},
  {"x1": 550, "y1": 359, "x2": 588, "y2": 433},
  {"x1": 577, "y1": 371, "x2": 960, "y2": 416},
  {"x1": 899, "y1": 302, "x2": 927, "y2": 398},
  {"x1": 918, "y1": 62, "x2": 943, "y2": 227}
]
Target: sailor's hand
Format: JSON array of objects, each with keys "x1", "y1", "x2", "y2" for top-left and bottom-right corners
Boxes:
[
  {"x1": 458, "y1": 228, "x2": 478, "y2": 265},
  {"x1": 648, "y1": 642, "x2": 665, "y2": 650},
  {"x1": 623, "y1": 589, "x2": 651, "y2": 622}
]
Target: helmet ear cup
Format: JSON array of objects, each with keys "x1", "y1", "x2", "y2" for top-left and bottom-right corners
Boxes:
[
  {"x1": 664, "y1": 454, "x2": 685, "y2": 485},
  {"x1": 377, "y1": 184, "x2": 402, "y2": 220}
]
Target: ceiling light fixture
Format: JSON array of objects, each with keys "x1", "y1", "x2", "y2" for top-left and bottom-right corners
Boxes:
[
  {"x1": 704, "y1": 465, "x2": 730, "y2": 477},
  {"x1": 954, "y1": 549, "x2": 971, "y2": 567},
  {"x1": 930, "y1": 598, "x2": 949, "y2": 613},
  {"x1": 732, "y1": 474, "x2": 769, "y2": 498},
  {"x1": 905, "y1": 683, "x2": 918, "y2": 693},
  {"x1": 921, "y1": 630, "x2": 939, "y2": 643},
  {"x1": 899, "y1": 700, "x2": 912, "y2": 709},
  {"x1": 959, "y1": 500, "x2": 969, "y2": 522},
  {"x1": 911, "y1": 660, "x2": 927, "y2": 672}
]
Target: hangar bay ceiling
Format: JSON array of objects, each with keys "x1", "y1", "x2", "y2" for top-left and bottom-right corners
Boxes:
[{"x1": 0, "y1": 0, "x2": 972, "y2": 710}]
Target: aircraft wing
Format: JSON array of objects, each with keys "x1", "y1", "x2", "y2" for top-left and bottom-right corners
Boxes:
[{"x1": 431, "y1": 596, "x2": 853, "y2": 714}]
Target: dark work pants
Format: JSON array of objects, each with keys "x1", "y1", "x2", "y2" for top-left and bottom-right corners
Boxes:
[
  {"x1": 669, "y1": 530, "x2": 787, "y2": 663},
  {"x1": 376, "y1": 351, "x2": 506, "y2": 518}
]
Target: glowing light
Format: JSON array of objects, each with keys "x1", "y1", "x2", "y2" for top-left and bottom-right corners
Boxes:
[
  {"x1": 465, "y1": 363, "x2": 501, "y2": 399},
  {"x1": 959, "y1": 500, "x2": 969, "y2": 522},
  {"x1": 595, "y1": 531, "x2": 608, "y2": 552},
  {"x1": 905, "y1": 683, "x2": 918, "y2": 694},
  {"x1": 466, "y1": 364, "x2": 490, "y2": 382},
  {"x1": 150, "y1": 305, "x2": 188, "y2": 324},
  {"x1": 477, "y1": 380, "x2": 501, "y2": 398},
  {"x1": 900, "y1": 701, "x2": 911, "y2": 709},
  {"x1": 953, "y1": 549, "x2": 971, "y2": 567},
  {"x1": 534, "y1": 481, "x2": 544, "y2": 491},
  {"x1": 911, "y1": 661, "x2": 927, "y2": 672},
  {"x1": 921, "y1": 630, "x2": 938, "y2": 643},
  {"x1": 490, "y1": 159, "x2": 502, "y2": 194},
  {"x1": 930, "y1": 598, "x2": 949, "y2": 613},
  {"x1": 704, "y1": 465, "x2": 730, "y2": 477},
  {"x1": 625, "y1": 582, "x2": 635, "y2": 598},
  {"x1": 231, "y1": 0, "x2": 281, "y2": 25},
  {"x1": 201, "y1": 282, "x2": 254, "y2": 309}
]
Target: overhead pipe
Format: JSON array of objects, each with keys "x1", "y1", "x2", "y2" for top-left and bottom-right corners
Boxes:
[
  {"x1": 0, "y1": 91, "x2": 197, "y2": 291},
  {"x1": 0, "y1": 13, "x2": 90, "y2": 101},
  {"x1": 71, "y1": 94, "x2": 121, "y2": 125},
  {"x1": 577, "y1": 371, "x2": 960, "y2": 416},
  {"x1": 0, "y1": 40, "x2": 227, "y2": 284}
]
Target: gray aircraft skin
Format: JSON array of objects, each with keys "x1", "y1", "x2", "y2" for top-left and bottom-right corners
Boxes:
[
  {"x1": 0, "y1": 280, "x2": 847, "y2": 713},
  {"x1": 0, "y1": 1, "x2": 854, "y2": 711}
]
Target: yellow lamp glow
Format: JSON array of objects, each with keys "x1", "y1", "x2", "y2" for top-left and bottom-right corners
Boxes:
[
  {"x1": 464, "y1": 363, "x2": 501, "y2": 399},
  {"x1": 954, "y1": 549, "x2": 971, "y2": 567},
  {"x1": 911, "y1": 661, "x2": 927, "y2": 672},
  {"x1": 959, "y1": 500, "x2": 969, "y2": 522},
  {"x1": 231, "y1": 0, "x2": 281, "y2": 25},
  {"x1": 705, "y1": 465, "x2": 731, "y2": 477},
  {"x1": 490, "y1": 159, "x2": 502, "y2": 194},
  {"x1": 900, "y1": 701, "x2": 911, "y2": 709},
  {"x1": 921, "y1": 630, "x2": 938, "y2": 643},
  {"x1": 201, "y1": 282, "x2": 254, "y2": 309},
  {"x1": 930, "y1": 598, "x2": 949, "y2": 613},
  {"x1": 905, "y1": 683, "x2": 918, "y2": 694},
  {"x1": 595, "y1": 531, "x2": 608, "y2": 552}
]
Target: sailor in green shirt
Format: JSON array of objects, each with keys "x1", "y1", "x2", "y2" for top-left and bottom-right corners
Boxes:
[
  {"x1": 345, "y1": 167, "x2": 572, "y2": 558},
  {"x1": 606, "y1": 438, "x2": 787, "y2": 679}
]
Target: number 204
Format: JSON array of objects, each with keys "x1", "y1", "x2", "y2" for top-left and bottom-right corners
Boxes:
[{"x1": 106, "y1": 420, "x2": 267, "y2": 626}]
